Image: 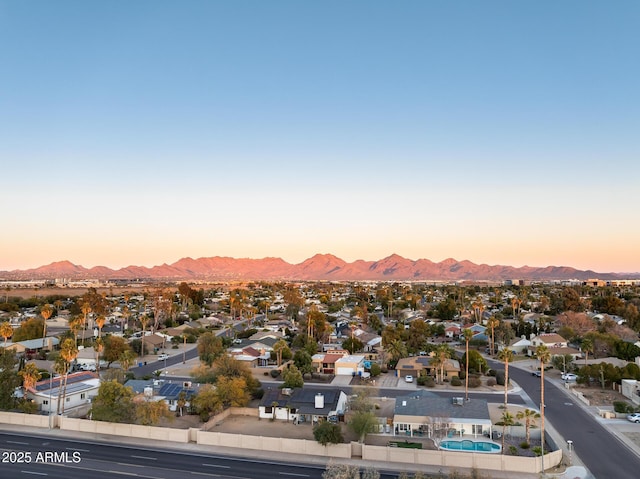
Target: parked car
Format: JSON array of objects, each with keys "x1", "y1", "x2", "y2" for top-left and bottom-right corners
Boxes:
[
  {"x1": 405, "y1": 375, "x2": 414, "y2": 383},
  {"x1": 532, "y1": 370, "x2": 542, "y2": 377},
  {"x1": 562, "y1": 373, "x2": 578, "y2": 382},
  {"x1": 627, "y1": 413, "x2": 640, "y2": 423},
  {"x1": 157, "y1": 353, "x2": 170, "y2": 361}
]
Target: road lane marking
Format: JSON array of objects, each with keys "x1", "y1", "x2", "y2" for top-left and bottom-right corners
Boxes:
[
  {"x1": 279, "y1": 473, "x2": 310, "y2": 477},
  {"x1": 131, "y1": 455, "x2": 157, "y2": 460},
  {"x1": 21, "y1": 472, "x2": 47, "y2": 476},
  {"x1": 7, "y1": 440, "x2": 29, "y2": 445},
  {"x1": 66, "y1": 447, "x2": 90, "y2": 452},
  {"x1": 202, "y1": 463, "x2": 231, "y2": 468},
  {"x1": 117, "y1": 463, "x2": 144, "y2": 467}
]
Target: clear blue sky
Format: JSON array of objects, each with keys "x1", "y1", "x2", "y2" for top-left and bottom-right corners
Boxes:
[{"x1": 1, "y1": 1, "x2": 639, "y2": 273}]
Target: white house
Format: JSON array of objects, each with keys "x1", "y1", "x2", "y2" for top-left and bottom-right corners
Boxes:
[
  {"x1": 258, "y1": 387, "x2": 348, "y2": 423},
  {"x1": 335, "y1": 355, "x2": 366, "y2": 376},
  {"x1": 27, "y1": 371, "x2": 100, "y2": 416}
]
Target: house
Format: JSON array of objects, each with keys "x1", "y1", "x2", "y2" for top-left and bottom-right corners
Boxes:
[
  {"x1": 229, "y1": 346, "x2": 270, "y2": 367},
  {"x1": 502, "y1": 336, "x2": 531, "y2": 355},
  {"x1": 621, "y1": 379, "x2": 640, "y2": 406},
  {"x1": 527, "y1": 333, "x2": 581, "y2": 359},
  {"x1": 444, "y1": 323, "x2": 461, "y2": 339},
  {"x1": 1, "y1": 337, "x2": 60, "y2": 355},
  {"x1": 395, "y1": 356, "x2": 461, "y2": 380},
  {"x1": 27, "y1": 371, "x2": 100, "y2": 416},
  {"x1": 259, "y1": 387, "x2": 348, "y2": 423},
  {"x1": 334, "y1": 355, "x2": 366, "y2": 376},
  {"x1": 141, "y1": 333, "x2": 167, "y2": 353},
  {"x1": 124, "y1": 379, "x2": 197, "y2": 412},
  {"x1": 313, "y1": 352, "x2": 349, "y2": 374},
  {"x1": 393, "y1": 391, "x2": 495, "y2": 440}
]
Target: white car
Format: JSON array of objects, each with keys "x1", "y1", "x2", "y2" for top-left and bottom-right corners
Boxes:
[
  {"x1": 627, "y1": 413, "x2": 640, "y2": 423},
  {"x1": 157, "y1": 353, "x2": 170, "y2": 361},
  {"x1": 405, "y1": 375, "x2": 414, "y2": 383},
  {"x1": 562, "y1": 373, "x2": 578, "y2": 382}
]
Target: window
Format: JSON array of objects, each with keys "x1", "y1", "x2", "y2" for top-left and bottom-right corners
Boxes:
[
  {"x1": 264, "y1": 407, "x2": 272, "y2": 414},
  {"x1": 43, "y1": 400, "x2": 48, "y2": 405},
  {"x1": 80, "y1": 393, "x2": 86, "y2": 400}
]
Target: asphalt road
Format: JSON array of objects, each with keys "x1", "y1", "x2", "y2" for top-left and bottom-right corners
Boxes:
[
  {"x1": 0, "y1": 431, "x2": 401, "y2": 479},
  {"x1": 504, "y1": 363, "x2": 640, "y2": 479}
]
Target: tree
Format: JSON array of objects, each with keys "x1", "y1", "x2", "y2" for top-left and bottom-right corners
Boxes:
[
  {"x1": 500, "y1": 410, "x2": 514, "y2": 453},
  {"x1": 68, "y1": 316, "x2": 83, "y2": 346},
  {"x1": 119, "y1": 349, "x2": 137, "y2": 372},
  {"x1": 12, "y1": 318, "x2": 44, "y2": 342},
  {"x1": 282, "y1": 365, "x2": 304, "y2": 388},
  {"x1": 497, "y1": 348, "x2": 514, "y2": 410},
  {"x1": 273, "y1": 339, "x2": 290, "y2": 367},
  {"x1": 462, "y1": 329, "x2": 473, "y2": 401},
  {"x1": 581, "y1": 338, "x2": 594, "y2": 366},
  {"x1": 0, "y1": 351, "x2": 21, "y2": 410},
  {"x1": 197, "y1": 332, "x2": 225, "y2": 367},
  {"x1": 461, "y1": 349, "x2": 487, "y2": 375},
  {"x1": 136, "y1": 399, "x2": 172, "y2": 425},
  {"x1": 59, "y1": 338, "x2": 78, "y2": 415},
  {"x1": 91, "y1": 380, "x2": 136, "y2": 423},
  {"x1": 216, "y1": 376, "x2": 250, "y2": 407},
  {"x1": 0, "y1": 321, "x2": 13, "y2": 349},
  {"x1": 139, "y1": 314, "x2": 150, "y2": 357},
  {"x1": 40, "y1": 304, "x2": 54, "y2": 349},
  {"x1": 176, "y1": 391, "x2": 187, "y2": 417},
  {"x1": 19, "y1": 362, "x2": 41, "y2": 399},
  {"x1": 293, "y1": 350, "x2": 313, "y2": 375},
  {"x1": 435, "y1": 298, "x2": 457, "y2": 320},
  {"x1": 314, "y1": 421, "x2": 343, "y2": 446},
  {"x1": 191, "y1": 384, "x2": 222, "y2": 421},
  {"x1": 94, "y1": 337, "x2": 104, "y2": 374},
  {"x1": 212, "y1": 354, "x2": 262, "y2": 398},
  {"x1": 342, "y1": 336, "x2": 364, "y2": 354},
  {"x1": 95, "y1": 315, "x2": 106, "y2": 339},
  {"x1": 103, "y1": 336, "x2": 131, "y2": 367},
  {"x1": 535, "y1": 344, "x2": 551, "y2": 457},
  {"x1": 516, "y1": 408, "x2": 540, "y2": 445},
  {"x1": 349, "y1": 410, "x2": 378, "y2": 443},
  {"x1": 487, "y1": 316, "x2": 500, "y2": 355}
]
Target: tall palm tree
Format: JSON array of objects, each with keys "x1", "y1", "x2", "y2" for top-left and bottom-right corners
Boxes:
[
  {"x1": 59, "y1": 338, "x2": 78, "y2": 415},
  {"x1": 19, "y1": 362, "x2": 42, "y2": 402},
  {"x1": 273, "y1": 339, "x2": 288, "y2": 367},
  {"x1": 535, "y1": 344, "x2": 551, "y2": 465},
  {"x1": 434, "y1": 344, "x2": 450, "y2": 384},
  {"x1": 119, "y1": 349, "x2": 136, "y2": 372},
  {"x1": 95, "y1": 315, "x2": 106, "y2": 338},
  {"x1": 139, "y1": 314, "x2": 150, "y2": 358},
  {"x1": 462, "y1": 329, "x2": 473, "y2": 401},
  {"x1": 68, "y1": 316, "x2": 83, "y2": 346},
  {"x1": 487, "y1": 316, "x2": 500, "y2": 355},
  {"x1": 40, "y1": 304, "x2": 54, "y2": 349},
  {"x1": 94, "y1": 337, "x2": 104, "y2": 374},
  {"x1": 497, "y1": 348, "x2": 514, "y2": 410},
  {"x1": 81, "y1": 302, "x2": 92, "y2": 331},
  {"x1": 53, "y1": 357, "x2": 67, "y2": 415},
  {"x1": 516, "y1": 408, "x2": 540, "y2": 445},
  {"x1": 581, "y1": 338, "x2": 593, "y2": 366},
  {"x1": 0, "y1": 321, "x2": 13, "y2": 350}
]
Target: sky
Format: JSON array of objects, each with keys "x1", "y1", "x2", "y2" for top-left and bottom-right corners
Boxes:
[{"x1": 1, "y1": 1, "x2": 639, "y2": 274}]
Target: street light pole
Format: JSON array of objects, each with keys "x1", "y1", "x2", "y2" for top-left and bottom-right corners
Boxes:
[{"x1": 567, "y1": 440, "x2": 573, "y2": 466}]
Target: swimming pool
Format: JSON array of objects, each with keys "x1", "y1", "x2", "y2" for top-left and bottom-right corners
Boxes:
[{"x1": 439, "y1": 440, "x2": 501, "y2": 453}]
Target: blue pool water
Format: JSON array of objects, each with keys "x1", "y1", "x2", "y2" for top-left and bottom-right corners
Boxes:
[{"x1": 439, "y1": 440, "x2": 501, "y2": 453}]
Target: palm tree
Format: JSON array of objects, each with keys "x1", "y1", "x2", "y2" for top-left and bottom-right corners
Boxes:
[
  {"x1": 535, "y1": 344, "x2": 551, "y2": 463},
  {"x1": 68, "y1": 316, "x2": 83, "y2": 346},
  {"x1": 581, "y1": 338, "x2": 593, "y2": 366},
  {"x1": 487, "y1": 316, "x2": 500, "y2": 355},
  {"x1": 273, "y1": 339, "x2": 288, "y2": 367},
  {"x1": 59, "y1": 338, "x2": 78, "y2": 415},
  {"x1": 516, "y1": 408, "x2": 540, "y2": 445},
  {"x1": 94, "y1": 337, "x2": 104, "y2": 374},
  {"x1": 95, "y1": 315, "x2": 106, "y2": 338},
  {"x1": 434, "y1": 344, "x2": 450, "y2": 384},
  {"x1": 81, "y1": 302, "x2": 92, "y2": 331},
  {"x1": 497, "y1": 348, "x2": 514, "y2": 410},
  {"x1": 19, "y1": 362, "x2": 42, "y2": 402},
  {"x1": 462, "y1": 329, "x2": 473, "y2": 401},
  {"x1": 53, "y1": 357, "x2": 67, "y2": 415},
  {"x1": 40, "y1": 304, "x2": 54, "y2": 349},
  {"x1": 119, "y1": 349, "x2": 136, "y2": 372},
  {"x1": 0, "y1": 321, "x2": 13, "y2": 350},
  {"x1": 500, "y1": 410, "x2": 514, "y2": 453},
  {"x1": 139, "y1": 314, "x2": 150, "y2": 358}
]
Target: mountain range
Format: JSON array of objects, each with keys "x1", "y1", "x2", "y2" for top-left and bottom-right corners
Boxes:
[{"x1": 1, "y1": 254, "x2": 635, "y2": 282}]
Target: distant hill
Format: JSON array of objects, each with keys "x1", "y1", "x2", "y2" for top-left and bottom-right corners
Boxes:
[{"x1": 1, "y1": 254, "x2": 635, "y2": 282}]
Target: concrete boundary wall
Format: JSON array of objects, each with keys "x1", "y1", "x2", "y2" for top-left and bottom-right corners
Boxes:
[
  {"x1": 0, "y1": 412, "x2": 51, "y2": 428},
  {"x1": 59, "y1": 417, "x2": 190, "y2": 443},
  {"x1": 196, "y1": 430, "x2": 351, "y2": 458},
  {"x1": 361, "y1": 444, "x2": 562, "y2": 473}
]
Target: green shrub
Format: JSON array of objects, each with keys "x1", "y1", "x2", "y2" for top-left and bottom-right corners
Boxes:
[
  {"x1": 614, "y1": 401, "x2": 634, "y2": 413},
  {"x1": 520, "y1": 442, "x2": 530, "y2": 449},
  {"x1": 270, "y1": 369, "x2": 281, "y2": 378},
  {"x1": 425, "y1": 377, "x2": 436, "y2": 388},
  {"x1": 486, "y1": 378, "x2": 497, "y2": 387},
  {"x1": 468, "y1": 377, "x2": 482, "y2": 388},
  {"x1": 487, "y1": 369, "x2": 497, "y2": 377},
  {"x1": 532, "y1": 446, "x2": 542, "y2": 456},
  {"x1": 509, "y1": 445, "x2": 518, "y2": 455},
  {"x1": 450, "y1": 377, "x2": 462, "y2": 386}
]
